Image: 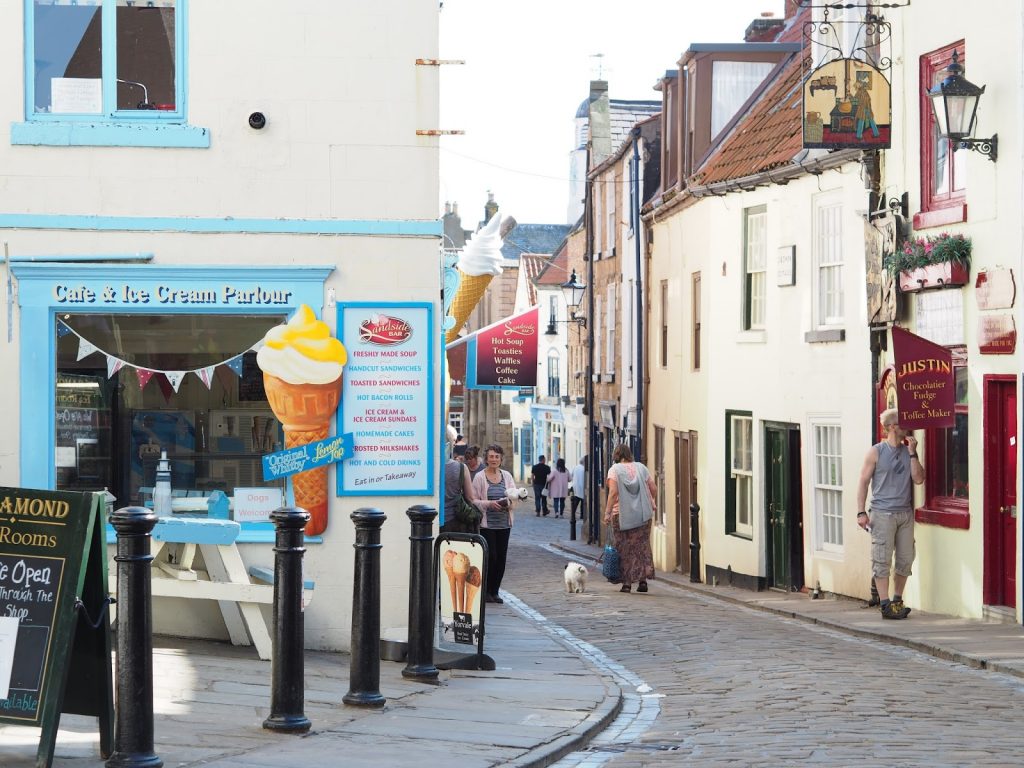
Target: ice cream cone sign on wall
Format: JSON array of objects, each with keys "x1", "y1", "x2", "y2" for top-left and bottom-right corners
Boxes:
[
  {"x1": 257, "y1": 304, "x2": 347, "y2": 536},
  {"x1": 446, "y1": 214, "x2": 509, "y2": 344}
]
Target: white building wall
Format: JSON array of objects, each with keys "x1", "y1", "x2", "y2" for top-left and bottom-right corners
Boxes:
[{"x1": 0, "y1": 0, "x2": 440, "y2": 651}]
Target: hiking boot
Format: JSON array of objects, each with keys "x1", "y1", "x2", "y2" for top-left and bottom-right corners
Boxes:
[
  {"x1": 881, "y1": 602, "x2": 910, "y2": 620},
  {"x1": 891, "y1": 599, "x2": 911, "y2": 617}
]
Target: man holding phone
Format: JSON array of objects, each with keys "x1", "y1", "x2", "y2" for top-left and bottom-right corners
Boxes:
[{"x1": 856, "y1": 408, "x2": 925, "y2": 620}]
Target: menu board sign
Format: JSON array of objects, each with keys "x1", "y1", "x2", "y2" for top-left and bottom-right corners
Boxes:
[
  {"x1": 337, "y1": 303, "x2": 434, "y2": 496},
  {"x1": 462, "y1": 307, "x2": 539, "y2": 390},
  {"x1": 0, "y1": 488, "x2": 113, "y2": 766}
]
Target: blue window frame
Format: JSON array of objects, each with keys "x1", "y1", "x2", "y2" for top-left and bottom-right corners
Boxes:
[{"x1": 17, "y1": 0, "x2": 207, "y2": 147}]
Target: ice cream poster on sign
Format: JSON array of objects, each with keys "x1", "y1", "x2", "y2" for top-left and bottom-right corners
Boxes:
[
  {"x1": 439, "y1": 540, "x2": 485, "y2": 645},
  {"x1": 257, "y1": 305, "x2": 348, "y2": 536},
  {"x1": 337, "y1": 303, "x2": 434, "y2": 496}
]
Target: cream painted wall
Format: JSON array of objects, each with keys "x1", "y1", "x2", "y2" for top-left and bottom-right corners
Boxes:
[
  {"x1": 880, "y1": 3, "x2": 1023, "y2": 620},
  {"x1": 0, "y1": 1, "x2": 440, "y2": 221},
  {"x1": 0, "y1": 1, "x2": 441, "y2": 650}
]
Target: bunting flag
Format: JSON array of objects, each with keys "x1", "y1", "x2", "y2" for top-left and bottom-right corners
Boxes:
[
  {"x1": 135, "y1": 368, "x2": 155, "y2": 389},
  {"x1": 156, "y1": 374, "x2": 174, "y2": 404},
  {"x1": 164, "y1": 371, "x2": 186, "y2": 393},
  {"x1": 76, "y1": 337, "x2": 99, "y2": 361},
  {"x1": 225, "y1": 355, "x2": 245, "y2": 377},
  {"x1": 56, "y1": 320, "x2": 263, "y2": 395},
  {"x1": 196, "y1": 366, "x2": 216, "y2": 389}
]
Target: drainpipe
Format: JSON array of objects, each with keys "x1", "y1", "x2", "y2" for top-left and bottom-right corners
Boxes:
[
  {"x1": 631, "y1": 128, "x2": 644, "y2": 462},
  {"x1": 584, "y1": 147, "x2": 598, "y2": 545}
]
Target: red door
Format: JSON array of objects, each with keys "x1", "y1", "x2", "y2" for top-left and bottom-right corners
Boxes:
[{"x1": 984, "y1": 376, "x2": 1017, "y2": 608}]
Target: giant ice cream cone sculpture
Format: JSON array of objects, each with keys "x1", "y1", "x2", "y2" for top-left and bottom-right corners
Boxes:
[
  {"x1": 257, "y1": 305, "x2": 347, "y2": 536},
  {"x1": 446, "y1": 214, "x2": 507, "y2": 344}
]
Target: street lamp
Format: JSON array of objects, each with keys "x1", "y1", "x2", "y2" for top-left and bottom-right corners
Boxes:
[
  {"x1": 560, "y1": 269, "x2": 587, "y2": 327},
  {"x1": 928, "y1": 49, "x2": 997, "y2": 162}
]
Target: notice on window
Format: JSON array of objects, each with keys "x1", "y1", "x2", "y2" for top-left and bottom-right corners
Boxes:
[
  {"x1": 337, "y1": 304, "x2": 434, "y2": 496},
  {"x1": 51, "y1": 78, "x2": 102, "y2": 114},
  {"x1": 0, "y1": 617, "x2": 18, "y2": 700}
]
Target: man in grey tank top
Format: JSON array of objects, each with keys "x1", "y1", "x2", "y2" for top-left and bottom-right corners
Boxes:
[{"x1": 856, "y1": 408, "x2": 925, "y2": 620}]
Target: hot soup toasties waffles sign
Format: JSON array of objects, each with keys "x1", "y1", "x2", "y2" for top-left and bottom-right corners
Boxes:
[{"x1": 337, "y1": 304, "x2": 434, "y2": 496}]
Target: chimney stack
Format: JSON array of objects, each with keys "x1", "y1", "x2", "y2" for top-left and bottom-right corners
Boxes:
[
  {"x1": 484, "y1": 191, "x2": 498, "y2": 224},
  {"x1": 588, "y1": 80, "x2": 611, "y2": 164}
]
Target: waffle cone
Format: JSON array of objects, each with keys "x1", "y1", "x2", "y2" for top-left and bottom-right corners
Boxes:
[
  {"x1": 263, "y1": 374, "x2": 342, "y2": 536},
  {"x1": 446, "y1": 271, "x2": 494, "y2": 343},
  {"x1": 464, "y1": 583, "x2": 479, "y2": 614}
]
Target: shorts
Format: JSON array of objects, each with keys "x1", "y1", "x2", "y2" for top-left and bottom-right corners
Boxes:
[{"x1": 870, "y1": 508, "x2": 915, "y2": 579}]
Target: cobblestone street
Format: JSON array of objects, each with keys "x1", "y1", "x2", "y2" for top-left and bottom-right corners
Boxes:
[{"x1": 502, "y1": 511, "x2": 1024, "y2": 767}]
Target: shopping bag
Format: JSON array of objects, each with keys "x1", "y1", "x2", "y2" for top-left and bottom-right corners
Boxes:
[{"x1": 600, "y1": 544, "x2": 620, "y2": 582}]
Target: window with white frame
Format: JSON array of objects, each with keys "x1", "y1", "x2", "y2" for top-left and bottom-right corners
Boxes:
[
  {"x1": 605, "y1": 283, "x2": 616, "y2": 375},
  {"x1": 594, "y1": 183, "x2": 603, "y2": 258},
  {"x1": 593, "y1": 293, "x2": 603, "y2": 374},
  {"x1": 743, "y1": 206, "x2": 767, "y2": 330},
  {"x1": 547, "y1": 349, "x2": 560, "y2": 398},
  {"x1": 813, "y1": 423, "x2": 843, "y2": 549},
  {"x1": 548, "y1": 295, "x2": 558, "y2": 332},
  {"x1": 727, "y1": 412, "x2": 753, "y2": 536},
  {"x1": 28, "y1": 0, "x2": 184, "y2": 120},
  {"x1": 815, "y1": 197, "x2": 844, "y2": 326}
]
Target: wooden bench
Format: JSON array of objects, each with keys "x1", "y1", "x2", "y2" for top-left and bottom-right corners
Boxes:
[{"x1": 109, "y1": 517, "x2": 274, "y2": 660}]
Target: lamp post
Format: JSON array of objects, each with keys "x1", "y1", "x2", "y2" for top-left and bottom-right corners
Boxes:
[{"x1": 928, "y1": 49, "x2": 997, "y2": 162}]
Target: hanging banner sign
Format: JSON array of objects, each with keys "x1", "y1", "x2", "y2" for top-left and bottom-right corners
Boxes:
[
  {"x1": 450, "y1": 306, "x2": 539, "y2": 390},
  {"x1": 892, "y1": 326, "x2": 954, "y2": 430},
  {"x1": 337, "y1": 303, "x2": 434, "y2": 496},
  {"x1": 262, "y1": 433, "x2": 355, "y2": 481},
  {"x1": 803, "y1": 59, "x2": 891, "y2": 150}
]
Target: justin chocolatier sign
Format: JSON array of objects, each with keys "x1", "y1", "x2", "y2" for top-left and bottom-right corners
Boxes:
[{"x1": 891, "y1": 327, "x2": 954, "y2": 430}]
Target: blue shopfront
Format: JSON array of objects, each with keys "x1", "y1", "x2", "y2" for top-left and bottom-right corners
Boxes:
[{"x1": 12, "y1": 263, "x2": 332, "y2": 541}]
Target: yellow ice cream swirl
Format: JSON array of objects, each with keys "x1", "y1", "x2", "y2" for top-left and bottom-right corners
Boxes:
[{"x1": 257, "y1": 304, "x2": 347, "y2": 385}]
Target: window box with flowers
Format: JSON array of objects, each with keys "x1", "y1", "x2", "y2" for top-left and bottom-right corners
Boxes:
[{"x1": 884, "y1": 233, "x2": 971, "y2": 292}]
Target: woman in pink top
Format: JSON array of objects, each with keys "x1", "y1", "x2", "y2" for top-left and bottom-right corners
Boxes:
[{"x1": 546, "y1": 458, "x2": 571, "y2": 518}]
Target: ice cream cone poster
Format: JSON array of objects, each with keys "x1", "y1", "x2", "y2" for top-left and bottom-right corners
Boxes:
[
  {"x1": 337, "y1": 303, "x2": 434, "y2": 496},
  {"x1": 438, "y1": 538, "x2": 486, "y2": 645},
  {"x1": 256, "y1": 304, "x2": 348, "y2": 536}
]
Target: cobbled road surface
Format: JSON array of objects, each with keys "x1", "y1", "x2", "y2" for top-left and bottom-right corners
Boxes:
[{"x1": 502, "y1": 510, "x2": 1024, "y2": 767}]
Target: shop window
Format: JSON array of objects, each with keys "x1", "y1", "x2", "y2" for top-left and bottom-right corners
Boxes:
[
  {"x1": 915, "y1": 42, "x2": 968, "y2": 229},
  {"x1": 743, "y1": 206, "x2": 766, "y2": 331},
  {"x1": 55, "y1": 313, "x2": 286, "y2": 510},
  {"x1": 19, "y1": 0, "x2": 206, "y2": 147},
  {"x1": 725, "y1": 410, "x2": 753, "y2": 537},
  {"x1": 918, "y1": 360, "x2": 969, "y2": 527}
]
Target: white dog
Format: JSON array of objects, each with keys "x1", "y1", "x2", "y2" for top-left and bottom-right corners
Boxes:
[
  {"x1": 564, "y1": 562, "x2": 588, "y2": 594},
  {"x1": 507, "y1": 487, "x2": 528, "y2": 501}
]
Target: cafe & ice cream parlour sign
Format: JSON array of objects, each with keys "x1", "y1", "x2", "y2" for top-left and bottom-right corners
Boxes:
[
  {"x1": 0, "y1": 488, "x2": 113, "y2": 767},
  {"x1": 448, "y1": 306, "x2": 539, "y2": 390}
]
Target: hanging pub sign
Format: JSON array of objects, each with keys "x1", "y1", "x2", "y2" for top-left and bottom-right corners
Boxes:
[
  {"x1": 891, "y1": 327, "x2": 955, "y2": 430},
  {"x1": 447, "y1": 307, "x2": 539, "y2": 391},
  {"x1": 804, "y1": 58, "x2": 891, "y2": 150}
]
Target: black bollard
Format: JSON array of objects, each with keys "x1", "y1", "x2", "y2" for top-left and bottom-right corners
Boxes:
[
  {"x1": 569, "y1": 499, "x2": 577, "y2": 541},
  {"x1": 403, "y1": 505, "x2": 439, "y2": 681},
  {"x1": 107, "y1": 507, "x2": 162, "y2": 768},
  {"x1": 689, "y1": 503, "x2": 702, "y2": 584},
  {"x1": 343, "y1": 507, "x2": 387, "y2": 707},
  {"x1": 263, "y1": 506, "x2": 312, "y2": 733}
]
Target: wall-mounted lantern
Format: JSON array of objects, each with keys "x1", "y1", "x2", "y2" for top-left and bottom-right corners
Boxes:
[{"x1": 928, "y1": 49, "x2": 997, "y2": 162}]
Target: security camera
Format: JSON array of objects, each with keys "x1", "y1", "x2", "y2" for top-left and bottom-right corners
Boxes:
[{"x1": 248, "y1": 112, "x2": 266, "y2": 130}]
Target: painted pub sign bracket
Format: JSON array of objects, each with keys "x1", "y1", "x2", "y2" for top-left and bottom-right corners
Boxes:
[{"x1": 800, "y1": 2, "x2": 910, "y2": 151}]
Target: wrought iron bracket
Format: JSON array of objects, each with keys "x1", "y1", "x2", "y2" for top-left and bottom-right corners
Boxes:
[{"x1": 954, "y1": 134, "x2": 997, "y2": 162}]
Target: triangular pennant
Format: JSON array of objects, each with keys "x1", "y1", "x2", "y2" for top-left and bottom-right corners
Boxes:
[
  {"x1": 156, "y1": 375, "x2": 174, "y2": 404},
  {"x1": 77, "y1": 338, "x2": 99, "y2": 361},
  {"x1": 164, "y1": 371, "x2": 186, "y2": 393},
  {"x1": 225, "y1": 355, "x2": 244, "y2": 377},
  {"x1": 135, "y1": 369, "x2": 155, "y2": 389},
  {"x1": 106, "y1": 356, "x2": 126, "y2": 378},
  {"x1": 56, "y1": 322, "x2": 72, "y2": 338},
  {"x1": 196, "y1": 366, "x2": 216, "y2": 389},
  {"x1": 215, "y1": 365, "x2": 236, "y2": 392}
]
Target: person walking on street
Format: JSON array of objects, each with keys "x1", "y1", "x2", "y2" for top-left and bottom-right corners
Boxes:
[
  {"x1": 856, "y1": 408, "x2": 925, "y2": 620},
  {"x1": 547, "y1": 458, "x2": 570, "y2": 517},
  {"x1": 531, "y1": 455, "x2": 551, "y2": 516},
  {"x1": 570, "y1": 456, "x2": 586, "y2": 524},
  {"x1": 603, "y1": 444, "x2": 656, "y2": 593},
  {"x1": 473, "y1": 444, "x2": 519, "y2": 603}
]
